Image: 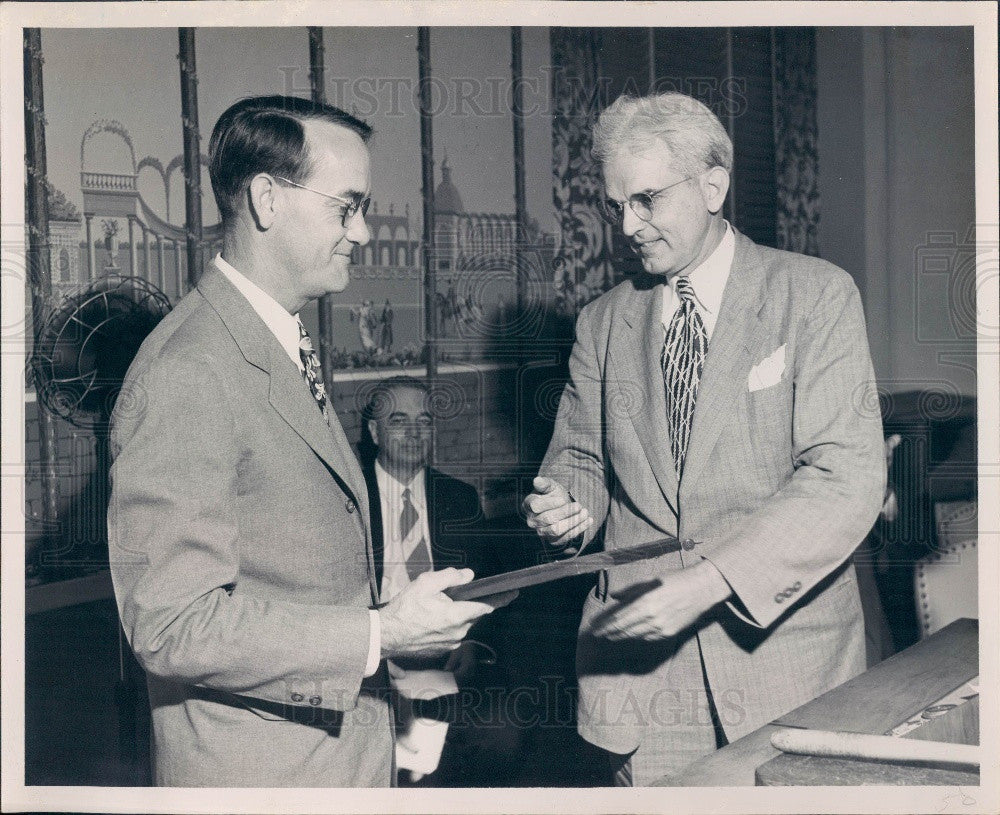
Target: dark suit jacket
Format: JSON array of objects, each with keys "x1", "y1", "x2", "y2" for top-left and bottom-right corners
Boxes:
[
  {"x1": 363, "y1": 463, "x2": 497, "y2": 590},
  {"x1": 362, "y1": 462, "x2": 507, "y2": 657}
]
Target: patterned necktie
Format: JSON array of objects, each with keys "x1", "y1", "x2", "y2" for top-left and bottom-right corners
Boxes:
[
  {"x1": 297, "y1": 320, "x2": 328, "y2": 419},
  {"x1": 400, "y1": 487, "x2": 431, "y2": 580},
  {"x1": 661, "y1": 276, "x2": 708, "y2": 476}
]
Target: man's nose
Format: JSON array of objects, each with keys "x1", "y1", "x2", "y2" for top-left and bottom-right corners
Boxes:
[
  {"x1": 620, "y1": 205, "x2": 644, "y2": 238},
  {"x1": 348, "y1": 212, "x2": 371, "y2": 246}
]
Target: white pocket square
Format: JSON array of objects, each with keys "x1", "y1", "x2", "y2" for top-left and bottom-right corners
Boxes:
[{"x1": 748, "y1": 345, "x2": 786, "y2": 392}]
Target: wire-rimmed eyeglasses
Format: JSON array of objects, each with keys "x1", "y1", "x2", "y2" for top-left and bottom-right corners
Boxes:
[
  {"x1": 599, "y1": 174, "x2": 697, "y2": 225},
  {"x1": 274, "y1": 176, "x2": 371, "y2": 227}
]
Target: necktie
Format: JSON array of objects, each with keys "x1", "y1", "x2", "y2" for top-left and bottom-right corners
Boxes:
[
  {"x1": 401, "y1": 487, "x2": 431, "y2": 580},
  {"x1": 297, "y1": 320, "x2": 328, "y2": 419},
  {"x1": 661, "y1": 276, "x2": 708, "y2": 476}
]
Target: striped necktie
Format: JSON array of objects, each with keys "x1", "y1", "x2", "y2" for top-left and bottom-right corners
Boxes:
[
  {"x1": 661, "y1": 275, "x2": 708, "y2": 476},
  {"x1": 400, "y1": 487, "x2": 432, "y2": 580}
]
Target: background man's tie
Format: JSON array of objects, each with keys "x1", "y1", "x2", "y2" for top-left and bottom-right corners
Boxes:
[
  {"x1": 661, "y1": 275, "x2": 708, "y2": 476},
  {"x1": 401, "y1": 487, "x2": 432, "y2": 580},
  {"x1": 297, "y1": 320, "x2": 328, "y2": 421}
]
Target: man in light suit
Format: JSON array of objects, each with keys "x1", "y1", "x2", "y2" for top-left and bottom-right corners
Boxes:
[
  {"x1": 523, "y1": 92, "x2": 886, "y2": 785},
  {"x1": 108, "y1": 96, "x2": 498, "y2": 787}
]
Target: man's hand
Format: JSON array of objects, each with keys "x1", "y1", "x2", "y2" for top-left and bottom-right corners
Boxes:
[
  {"x1": 522, "y1": 476, "x2": 594, "y2": 547},
  {"x1": 443, "y1": 640, "x2": 480, "y2": 684},
  {"x1": 589, "y1": 561, "x2": 732, "y2": 641},
  {"x1": 379, "y1": 568, "x2": 510, "y2": 661}
]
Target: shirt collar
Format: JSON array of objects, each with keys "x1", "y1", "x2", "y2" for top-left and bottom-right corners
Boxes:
[
  {"x1": 661, "y1": 221, "x2": 734, "y2": 337},
  {"x1": 374, "y1": 460, "x2": 426, "y2": 507},
  {"x1": 214, "y1": 253, "x2": 303, "y2": 371}
]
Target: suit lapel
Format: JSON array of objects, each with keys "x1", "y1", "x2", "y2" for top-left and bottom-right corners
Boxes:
[
  {"x1": 426, "y1": 468, "x2": 439, "y2": 561},
  {"x1": 363, "y1": 462, "x2": 385, "y2": 592},
  {"x1": 680, "y1": 231, "x2": 769, "y2": 497},
  {"x1": 198, "y1": 268, "x2": 377, "y2": 598},
  {"x1": 265, "y1": 345, "x2": 368, "y2": 509},
  {"x1": 609, "y1": 280, "x2": 679, "y2": 517}
]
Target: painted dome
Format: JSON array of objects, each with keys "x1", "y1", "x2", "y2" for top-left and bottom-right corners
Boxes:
[{"x1": 434, "y1": 158, "x2": 464, "y2": 214}]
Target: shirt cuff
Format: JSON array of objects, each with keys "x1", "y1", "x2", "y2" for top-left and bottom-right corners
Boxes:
[{"x1": 363, "y1": 609, "x2": 382, "y2": 677}]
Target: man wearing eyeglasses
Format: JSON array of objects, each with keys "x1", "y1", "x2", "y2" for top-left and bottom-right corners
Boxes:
[
  {"x1": 523, "y1": 92, "x2": 885, "y2": 785},
  {"x1": 108, "y1": 96, "x2": 502, "y2": 787}
]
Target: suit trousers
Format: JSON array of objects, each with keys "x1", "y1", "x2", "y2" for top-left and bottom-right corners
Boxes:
[{"x1": 608, "y1": 633, "x2": 721, "y2": 786}]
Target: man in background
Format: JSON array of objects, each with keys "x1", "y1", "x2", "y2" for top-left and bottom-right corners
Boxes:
[
  {"x1": 523, "y1": 92, "x2": 885, "y2": 784},
  {"x1": 108, "y1": 95, "x2": 500, "y2": 787},
  {"x1": 362, "y1": 375, "x2": 521, "y2": 785}
]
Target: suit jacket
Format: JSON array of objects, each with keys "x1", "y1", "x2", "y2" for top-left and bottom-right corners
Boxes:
[
  {"x1": 540, "y1": 229, "x2": 886, "y2": 755},
  {"x1": 363, "y1": 463, "x2": 493, "y2": 590},
  {"x1": 363, "y1": 463, "x2": 507, "y2": 657},
  {"x1": 107, "y1": 267, "x2": 393, "y2": 786}
]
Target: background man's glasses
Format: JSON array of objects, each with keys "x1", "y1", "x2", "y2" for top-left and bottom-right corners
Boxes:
[
  {"x1": 274, "y1": 176, "x2": 371, "y2": 227},
  {"x1": 599, "y1": 174, "x2": 696, "y2": 225}
]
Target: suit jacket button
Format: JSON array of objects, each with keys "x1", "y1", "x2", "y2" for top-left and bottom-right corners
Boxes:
[
  {"x1": 290, "y1": 692, "x2": 304, "y2": 702},
  {"x1": 346, "y1": 499, "x2": 357, "y2": 514},
  {"x1": 682, "y1": 539, "x2": 696, "y2": 551},
  {"x1": 308, "y1": 695, "x2": 322, "y2": 706},
  {"x1": 774, "y1": 593, "x2": 784, "y2": 603},
  {"x1": 792, "y1": 581, "x2": 802, "y2": 591}
]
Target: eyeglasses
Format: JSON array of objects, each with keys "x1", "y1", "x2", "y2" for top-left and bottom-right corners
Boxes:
[
  {"x1": 599, "y1": 174, "x2": 697, "y2": 225},
  {"x1": 274, "y1": 176, "x2": 371, "y2": 227}
]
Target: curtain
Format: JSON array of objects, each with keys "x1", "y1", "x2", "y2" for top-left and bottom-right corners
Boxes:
[
  {"x1": 550, "y1": 27, "x2": 823, "y2": 301},
  {"x1": 550, "y1": 28, "x2": 615, "y2": 314},
  {"x1": 773, "y1": 28, "x2": 821, "y2": 256}
]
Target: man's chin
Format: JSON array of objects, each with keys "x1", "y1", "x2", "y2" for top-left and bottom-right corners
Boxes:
[
  {"x1": 325, "y1": 259, "x2": 351, "y2": 293},
  {"x1": 638, "y1": 247, "x2": 679, "y2": 277},
  {"x1": 639, "y1": 254, "x2": 667, "y2": 275}
]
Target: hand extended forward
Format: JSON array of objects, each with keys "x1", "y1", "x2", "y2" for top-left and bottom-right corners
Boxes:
[
  {"x1": 522, "y1": 476, "x2": 594, "y2": 547},
  {"x1": 378, "y1": 568, "x2": 514, "y2": 660},
  {"x1": 589, "y1": 560, "x2": 733, "y2": 641}
]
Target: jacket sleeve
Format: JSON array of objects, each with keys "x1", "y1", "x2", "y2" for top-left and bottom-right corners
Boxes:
[
  {"x1": 703, "y1": 274, "x2": 887, "y2": 629},
  {"x1": 108, "y1": 351, "x2": 372, "y2": 711},
  {"x1": 538, "y1": 303, "x2": 613, "y2": 548}
]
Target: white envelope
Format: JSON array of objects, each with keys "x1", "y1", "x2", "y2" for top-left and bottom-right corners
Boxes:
[
  {"x1": 390, "y1": 667, "x2": 458, "y2": 700},
  {"x1": 396, "y1": 715, "x2": 449, "y2": 777},
  {"x1": 748, "y1": 344, "x2": 786, "y2": 392}
]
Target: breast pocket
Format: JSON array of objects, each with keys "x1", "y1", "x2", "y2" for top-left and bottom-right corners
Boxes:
[{"x1": 736, "y1": 377, "x2": 795, "y2": 488}]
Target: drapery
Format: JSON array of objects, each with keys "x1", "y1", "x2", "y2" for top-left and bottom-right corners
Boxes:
[
  {"x1": 550, "y1": 28, "x2": 615, "y2": 314},
  {"x1": 773, "y1": 28, "x2": 821, "y2": 256},
  {"x1": 550, "y1": 26, "x2": 823, "y2": 311}
]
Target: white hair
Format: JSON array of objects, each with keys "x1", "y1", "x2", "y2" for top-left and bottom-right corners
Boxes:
[{"x1": 591, "y1": 92, "x2": 734, "y2": 175}]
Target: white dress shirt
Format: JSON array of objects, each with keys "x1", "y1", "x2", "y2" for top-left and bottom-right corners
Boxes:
[
  {"x1": 661, "y1": 221, "x2": 735, "y2": 342},
  {"x1": 214, "y1": 254, "x2": 382, "y2": 677},
  {"x1": 373, "y1": 462, "x2": 454, "y2": 779},
  {"x1": 215, "y1": 254, "x2": 303, "y2": 370},
  {"x1": 375, "y1": 462, "x2": 432, "y2": 600}
]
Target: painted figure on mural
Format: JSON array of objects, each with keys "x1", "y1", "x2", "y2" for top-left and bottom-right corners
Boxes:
[
  {"x1": 379, "y1": 299, "x2": 394, "y2": 353},
  {"x1": 101, "y1": 218, "x2": 120, "y2": 270},
  {"x1": 351, "y1": 299, "x2": 379, "y2": 352}
]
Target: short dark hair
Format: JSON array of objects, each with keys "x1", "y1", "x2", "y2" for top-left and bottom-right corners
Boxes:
[
  {"x1": 358, "y1": 376, "x2": 430, "y2": 464},
  {"x1": 208, "y1": 95, "x2": 372, "y2": 226},
  {"x1": 362, "y1": 376, "x2": 430, "y2": 424}
]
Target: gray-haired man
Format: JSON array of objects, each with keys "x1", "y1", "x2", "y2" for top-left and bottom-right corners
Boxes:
[{"x1": 524, "y1": 92, "x2": 885, "y2": 784}]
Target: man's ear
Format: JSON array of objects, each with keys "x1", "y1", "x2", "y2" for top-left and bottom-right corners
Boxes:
[
  {"x1": 247, "y1": 174, "x2": 278, "y2": 230},
  {"x1": 367, "y1": 418, "x2": 380, "y2": 448},
  {"x1": 701, "y1": 166, "x2": 730, "y2": 215}
]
